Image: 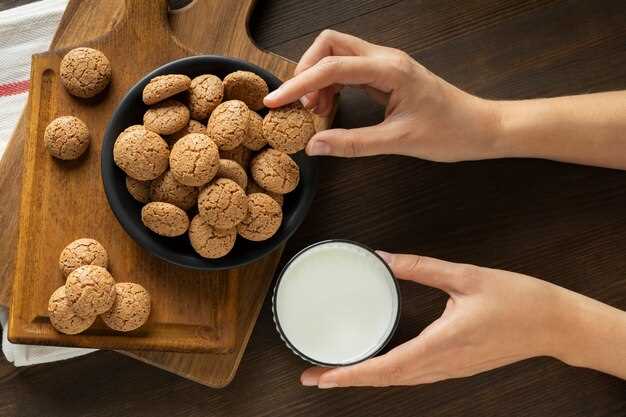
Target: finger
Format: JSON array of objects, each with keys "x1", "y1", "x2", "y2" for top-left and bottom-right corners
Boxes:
[
  {"x1": 375, "y1": 252, "x2": 464, "y2": 294},
  {"x1": 305, "y1": 122, "x2": 399, "y2": 157},
  {"x1": 295, "y1": 29, "x2": 375, "y2": 75},
  {"x1": 317, "y1": 343, "x2": 416, "y2": 388},
  {"x1": 300, "y1": 91, "x2": 319, "y2": 110},
  {"x1": 265, "y1": 56, "x2": 392, "y2": 108},
  {"x1": 300, "y1": 367, "x2": 328, "y2": 386},
  {"x1": 313, "y1": 85, "x2": 341, "y2": 116},
  {"x1": 362, "y1": 85, "x2": 389, "y2": 106}
]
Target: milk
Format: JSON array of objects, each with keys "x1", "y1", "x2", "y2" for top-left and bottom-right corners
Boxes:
[{"x1": 274, "y1": 241, "x2": 399, "y2": 365}]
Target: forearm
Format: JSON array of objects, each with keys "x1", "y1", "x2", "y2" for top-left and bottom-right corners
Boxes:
[
  {"x1": 490, "y1": 91, "x2": 626, "y2": 170},
  {"x1": 553, "y1": 287, "x2": 626, "y2": 379}
]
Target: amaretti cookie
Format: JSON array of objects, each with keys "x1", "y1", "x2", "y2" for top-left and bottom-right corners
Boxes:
[
  {"x1": 48, "y1": 286, "x2": 96, "y2": 335},
  {"x1": 126, "y1": 176, "x2": 151, "y2": 204},
  {"x1": 198, "y1": 178, "x2": 248, "y2": 229},
  {"x1": 59, "y1": 238, "x2": 108, "y2": 277},
  {"x1": 44, "y1": 116, "x2": 90, "y2": 160},
  {"x1": 60, "y1": 47, "x2": 111, "y2": 98},
  {"x1": 144, "y1": 99, "x2": 190, "y2": 135},
  {"x1": 101, "y1": 283, "x2": 151, "y2": 332},
  {"x1": 250, "y1": 148, "x2": 300, "y2": 194},
  {"x1": 149, "y1": 170, "x2": 198, "y2": 210},
  {"x1": 220, "y1": 145, "x2": 252, "y2": 168},
  {"x1": 65, "y1": 265, "x2": 116, "y2": 318},
  {"x1": 167, "y1": 119, "x2": 206, "y2": 146},
  {"x1": 246, "y1": 181, "x2": 283, "y2": 207},
  {"x1": 217, "y1": 159, "x2": 248, "y2": 189},
  {"x1": 206, "y1": 100, "x2": 249, "y2": 150},
  {"x1": 123, "y1": 124, "x2": 146, "y2": 133},
  {"x1": 189, "y1": 74, "x2": 223, "y2": 120},
  {"x1": 237, "y1": 193, "x2": 283, "y2": 241},
  {"x1": 188, "y1": 215, "x2": 237, "y2": 259},
  {"x1": 223, "y1": 71, "x2": 268, "y2": 111},
  {"x1": 141, "y1": 202, "x2": 189, "y2": 237},
  {"x1": 113, "y1": 127, "x2": 169, "y2": 180},
  {"x1": 142, "y1": 74, "x2": 191, "y2": 105},
  {"x1": 242, "y1": 111, "x2": 266, "y2": 151},
  {"x1": 263, "y1": 101, "x2": 315, "y2": 154},
  {"x1": 169, "y1": 133, "x2": 219, "y2": 186}
]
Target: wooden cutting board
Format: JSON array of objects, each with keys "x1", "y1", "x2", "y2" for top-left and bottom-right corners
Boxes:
[{"x1": 1, "y1": 0, "x2": 332, "y2": 386}]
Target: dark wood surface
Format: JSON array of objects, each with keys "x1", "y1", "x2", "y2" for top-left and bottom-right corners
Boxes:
[{"x1": 1, "y1": 0, "x2": 626, "y2": 416}]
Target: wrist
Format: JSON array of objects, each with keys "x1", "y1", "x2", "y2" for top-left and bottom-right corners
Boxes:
[
  {"x1": 482, "y1": 99, "x2": 533, "y2": 159},
  {"x1": 471, "y1": 98, "x2": 521, "y2": 160},
  {"x1": 547, "y1": 287, "x2": 626, "y2": 378}
]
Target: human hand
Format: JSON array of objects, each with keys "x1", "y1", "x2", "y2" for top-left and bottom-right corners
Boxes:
[
  {"x1": 300, "y1": 252, "x2": 574, "y2": 388},
  {"x1": 264, "y1": 30, "x2": 501, "y2": 161}
]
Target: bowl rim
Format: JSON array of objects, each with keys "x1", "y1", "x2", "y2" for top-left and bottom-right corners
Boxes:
[
  {"x1": 271, "y1": 239, "x2": 402, "y2": 367},
  {"x1": 101, "y1": 55, "x2": 318, "y2": 271}
]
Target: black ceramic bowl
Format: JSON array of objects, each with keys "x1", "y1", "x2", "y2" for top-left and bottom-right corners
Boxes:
[{"x1": 101, "y1": 55, "x2": 318, "y2": 270}]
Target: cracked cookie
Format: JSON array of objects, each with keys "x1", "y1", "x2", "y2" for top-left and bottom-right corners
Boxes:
[
  {"x1": 237, "y1": 193, "x2": 283, "y2": 241},
  {"x1": 220, "y1": 145, "x2": 252, "y2": 168},
  {"x1": 59, "y1": 238, "x2": 108, "y2": 277},
  {"x1": 206, "y1": 100, "x2": 249, "y2": 150},
  {"x1": 141, "y1": 201, "x2": 190, "y2": 237},
  {"x1": 223, "y1": 71, "x2": 268, "y2": 111},
  {"x1": 144, "y1": 99, "x2": 190, "y2": 135},
  {"x1": 242, "y1": 111, "x2": 266, "y2": 151},
  {"x1": 101, "y1": 283, "x2": 151, "y2": 332},
  {"x1": 246, "y1": 181, "x2": 283, "y2": 207},
  {"x1": 167, "y1": 119, "x2": 206, "y2": 147},
  {"x1": 126, "y1": 176, "x2": 151, "y2": 204},
  {"x1": 169, "y1": 133, "x2": 219, "y2": 186},
  {"x1": 263, "y1": 101, "x2": 315, "y2": 154},
  {"x1": 149, "y1": 169, "x2": 198, "y2": 210},
  {"x1": 198, "y1": 178, "x2": 248, "y2": 229},
  {"x1": 44, "y1": 116, "x2": 90, "y2": 160},
  {"x1": 65, "y1": 265, "x2": 116, "y2": 318},
  {"x1": 217, "y1": 159, "x2": 248, "y2": 189},
  {"x1": 48, "y1": 286, "x2": 96, "y2": 335},
  {"x1": 189, "y1": 74, "x2": 223, "y2": 120},
  {"x1": 113, "y1": 127, "x2": 169, "y2": 180},
  {"x1": 188, "y1": 214, "x2": 237, "y2": 259},
  {"x1": 60, "y1": 47, "x2": 111, "y2": 98},
  {"x1": 250, "y1": 148, "x2": 300, "y2": 194},
  {"x1": 142, "y1": 74, "x2": 191, "y2": 105}
]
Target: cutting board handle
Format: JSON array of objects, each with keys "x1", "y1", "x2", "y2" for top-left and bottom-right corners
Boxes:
[
  {"x1": 119, "y1": 0, "x2": 175, "y2": 41},
  {"x1": 125, "y1": 0, "x2": 169, "y2": 25}
]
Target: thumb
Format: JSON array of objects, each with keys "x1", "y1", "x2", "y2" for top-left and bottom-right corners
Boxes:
[{"x1": 306, "y1": 123, "x2": 396, "y2": 157}]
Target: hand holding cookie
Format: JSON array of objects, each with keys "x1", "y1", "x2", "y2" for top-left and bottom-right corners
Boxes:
[{"x1": 263, "y1": 29, "x2": 498, "y2": 161}]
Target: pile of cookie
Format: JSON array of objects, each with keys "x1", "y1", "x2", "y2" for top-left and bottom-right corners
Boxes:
[
  {"x1": 48, "y1": 238, "x2": 151, "y2": 335},
  {"x1": 113, "y1": 68, "x2": 315, "y2": 258}
]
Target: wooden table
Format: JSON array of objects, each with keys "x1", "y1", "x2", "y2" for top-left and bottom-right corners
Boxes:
[{"x1": 1, "y1": 1, "x2": 625, "y2": 416}]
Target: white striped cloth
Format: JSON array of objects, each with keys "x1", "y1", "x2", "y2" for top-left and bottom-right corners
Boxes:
[
  {"x1": 0, "y1": 0, "x2": 96, "y2": 366},
  {"x1": 0, "y1": 0, "x2": 67, "y2": 156}
]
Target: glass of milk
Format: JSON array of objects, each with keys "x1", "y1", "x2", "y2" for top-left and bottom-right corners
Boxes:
[{"x1": 272, "y1": 240, "x2": 401, "y2": 366}]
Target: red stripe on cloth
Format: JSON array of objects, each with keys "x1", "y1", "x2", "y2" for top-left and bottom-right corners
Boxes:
[{"x1": 0, "y1": 80, "x2": 30, "y2": 97}]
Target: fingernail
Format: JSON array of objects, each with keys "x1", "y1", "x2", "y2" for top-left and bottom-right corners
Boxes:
[
  {"x1": 301, "y1": 374, "x2": 318, "y2": 387},
  {"x1": 376, "y1": 250, "x2": 392, "y2": 264},
  {"x1": 318, "y1": 381, "x2": 338, "y2": 389},
  {"x1": 307, "y1": 140, "x2": 331, "y2": 156},
  {"x1": 300, "y1": 96, "x2": 311, "y2": 108}
]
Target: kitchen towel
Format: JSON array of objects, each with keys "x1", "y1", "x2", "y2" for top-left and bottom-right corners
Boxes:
[{"x1": 0, "y1": 0, "x2": 96, "y2": 366}]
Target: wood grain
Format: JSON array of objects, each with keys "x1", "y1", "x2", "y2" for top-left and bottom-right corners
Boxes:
[{"x1": 1, "y1": 0, "x2": 626, "y2": 415}]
